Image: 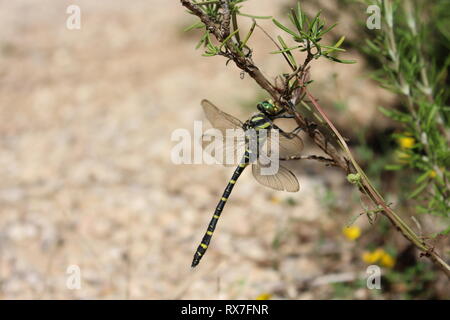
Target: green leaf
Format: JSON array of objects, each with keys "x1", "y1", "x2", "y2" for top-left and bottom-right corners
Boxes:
[
  {"x1": 426, "y1": 105, "x2": 438, "y2": 129},
  {"x1": 378, "y1": 106, "x2": 412, "y2": 122},
  {"x1": 195, "y1": 32, "x2": 208, "y2": 49},
  {"x1": 385, "y1": 164, "x2": 403, "y2": 171},
  {"x1": 318, "y1": 23, "x2": 338, "y2": 37},
  {"x1": 337, "y1": 59, "x2": 357, "y2": 64},
  {"x1": 323, "y1": 55, "x2": 356, "y2": 64},
  {"x1": 334, "y1": 36, "x2": 346, "y2": 48},
  {"x1": 272, "y1": 18, "x2": 299, "y2": 38},
  {"x1": 184, "y1": 21, "x2": 205, "y2": 32},
  {"x1": 271, "y1": 45, "x2": 300, "y2": 54},
  {"x1": 365, "y1": 39, "x2": 381, "y2": 54},
  {"x1": 409, "y1": 181, "x2": 429, "y2": 199},
  {"x1": 240, "y1": 20, "x2": 256, "y2": 49},
  {"x1": 290, "y1": 7, "x2": 303, "y2": 33},
  {"x1": 309, "y1": 10, "x2": 322, "y2": 34},
  {"x1": 237, "y1": 12, "x2": 272, "y2": 19},
  {"x1": 322, "y1": 44, "x2": 346, "y2": 54},
  {"x1": 296, "y1": 1, "x2": 303, "y2": 28},
  {"x1": 416, "y1": 171, "x2": 430, "y2": 184},
  {"x1": 219, "y1": 28, "x2": 240, "y2": 50},
  {"x1": 276, "y1": 35, "x2": 297, "y2": 68}
]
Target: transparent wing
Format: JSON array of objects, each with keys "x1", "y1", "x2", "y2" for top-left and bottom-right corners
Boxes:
[
  {"x1": 277, "y1": 132, "x2": 304, "y2": 158},
  {"x1": 252, "y1": 161, "x2": 299, "y2": 192},
  {"x1": 201, "y1": 99, "x2": 246, "y2": 166},
  {"x1": 261, "y1": 129, "x2": 304, "y2": 159},
  {"x1": 202, "y1": 128, "x2": 246, "y2": 166},
  {"x1": 201, "y1": 99, "x2": 244, "y2": 133}
]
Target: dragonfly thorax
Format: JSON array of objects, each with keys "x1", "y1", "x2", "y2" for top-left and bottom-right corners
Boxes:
[{"x1": 243, "y1": 113, "x2": 272, "y2": 132}]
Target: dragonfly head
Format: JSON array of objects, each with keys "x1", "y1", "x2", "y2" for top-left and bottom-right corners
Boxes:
[{"x1": 257, "y1": 99, "x2": 283, "y2": 116}]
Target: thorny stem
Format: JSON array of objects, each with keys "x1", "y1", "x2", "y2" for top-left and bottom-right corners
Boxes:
[
  {"x1": 219, "y1": 0, "x2": 231, "y2": 38},
  {"x1": 181, "y1": 0, "x2": 281, "y2": 100},
  {"x1": 180, "y1": 0, "x2": 450, "y2": 278}
]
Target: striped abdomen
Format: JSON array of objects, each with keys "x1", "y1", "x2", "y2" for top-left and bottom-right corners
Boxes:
[{"x1": 191, "y1": 150, "x2": 251, "y2": 268}]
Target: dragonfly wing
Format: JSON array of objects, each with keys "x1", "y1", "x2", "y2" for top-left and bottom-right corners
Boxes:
[
  {"x1": 201, "y1": 99, "x2": 246, "y2": 166},
  {"x1": 262, "y1": 130, "x2": 304, "y2": 159},
  {"x1": 202, "y1": 130, "x2": 246, "y2": 166},
  {"x1": 252, "y1": 162, "x2": 299, "y2": 192},
  {"x1": 201, "y1": 99, "x2": 244, "y2": 133},
  {"x1": 277, "y1": 132, "x2": 304, "y2": 158}
]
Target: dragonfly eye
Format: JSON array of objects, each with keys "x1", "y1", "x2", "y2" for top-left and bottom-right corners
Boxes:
[{"x1": 258, "y1": 100, "x2": 281, "y2": 115}]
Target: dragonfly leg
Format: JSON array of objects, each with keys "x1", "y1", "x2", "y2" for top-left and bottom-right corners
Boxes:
[
  {"x1": 291, "y1": 126, "x2": 302, "y2": 135},
  {"x1": 273, "y1": 114, "x2": 295, "y2": 119}
]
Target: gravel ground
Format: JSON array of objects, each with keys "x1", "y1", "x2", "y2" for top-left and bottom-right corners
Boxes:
[{"x1": 0, "y1": 0, "x2": 422, "y2": 299}]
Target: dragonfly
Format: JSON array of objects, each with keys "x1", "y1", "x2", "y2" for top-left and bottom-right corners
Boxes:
[{"x1": 191, "y1": 99, "x2": 304, "y2": 267}]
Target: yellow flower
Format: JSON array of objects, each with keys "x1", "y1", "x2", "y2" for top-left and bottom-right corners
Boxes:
[
  {"x1": 255, "y1": 293, "x2": 272, "y2": 300},
  {"x1": 342, "y1": 226, "x2": 361, "y2": 241},
  {"x1": 362, "y1": 248, "x2": 396, "y2": 268},
  {"x1": 428, "y1": 170, "x2": 437, "y2": 179},
  {"x1": 362, "y1": 252, "x2": 373, "y2": 264},
  {"x1": 398, "y1": 137, "x2": 415, "y2": 149},
  {"x1": 380, "y1": 253, "x2": 395, "y2": 268},
  {"x1": 362, "y1": 248, "x2": 385, "y2": 264}
]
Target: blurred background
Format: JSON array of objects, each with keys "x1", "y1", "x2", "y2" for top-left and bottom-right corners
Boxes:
[{"x1": 0, "y1": 0, "x2": 448, "y2": 299}]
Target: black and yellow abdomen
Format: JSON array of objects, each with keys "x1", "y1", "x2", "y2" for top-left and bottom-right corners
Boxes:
[{"x1": 191, "y1": 150, "x2": 252, "y2": 267}]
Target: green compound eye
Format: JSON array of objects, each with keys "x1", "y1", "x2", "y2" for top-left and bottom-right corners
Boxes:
[{"x1": 258, "y1": 99, "x2": 281, "y2": 115}]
